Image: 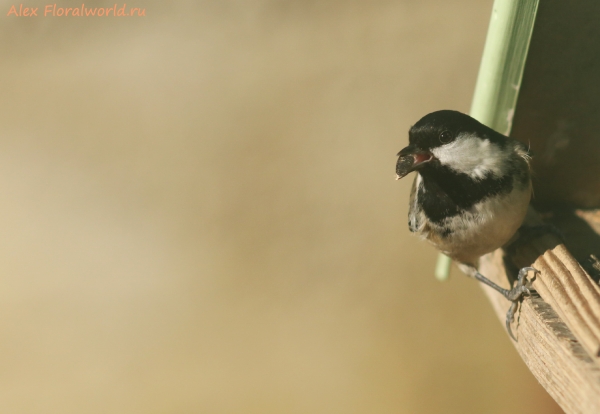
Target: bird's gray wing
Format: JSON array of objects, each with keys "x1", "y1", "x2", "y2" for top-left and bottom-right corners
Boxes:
[{"x1": 408, "y1": 175, "x2": 422, "y2": 233}]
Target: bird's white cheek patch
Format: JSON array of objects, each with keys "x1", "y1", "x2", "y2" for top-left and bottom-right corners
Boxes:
[{"x1": 431, "y1": 134, "x2": 509, "y2": 179}]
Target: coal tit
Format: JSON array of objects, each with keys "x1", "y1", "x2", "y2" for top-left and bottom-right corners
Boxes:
[{"x1": 396, "y1": 110, "x2": 538, "y2": 339}]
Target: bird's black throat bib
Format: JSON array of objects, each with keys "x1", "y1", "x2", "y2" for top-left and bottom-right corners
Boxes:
[{"x1": 417, "y1": 166, "x2": 514, "y2": 224}]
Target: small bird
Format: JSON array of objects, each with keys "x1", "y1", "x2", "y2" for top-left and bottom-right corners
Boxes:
[{"x1": 395, "y1": 110, "x2": 538, "y2": 339}]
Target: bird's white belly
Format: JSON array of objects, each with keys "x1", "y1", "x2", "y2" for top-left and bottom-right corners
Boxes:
[{"x1": 425, "y1": 184, "x2": 531, "y2": 265}]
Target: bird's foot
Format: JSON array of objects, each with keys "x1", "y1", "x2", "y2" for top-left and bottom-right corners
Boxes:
[
  {"x1": 473, "y1": 266, "x2": 539, "y2": 341},
  {"x1": 504, "y1": 266, "x2": 537, "y2": 300},
  {"x1": 503, "y1": 267, "x2": 539, "y2": 340}
]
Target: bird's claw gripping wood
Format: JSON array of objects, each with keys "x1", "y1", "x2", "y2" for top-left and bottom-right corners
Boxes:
[
  {"x1": 504, "y1": 267, "x2": 538, "y2": 341},
  {"x1": 474, "y1": 267, "x2": 538, "y2": 341}
]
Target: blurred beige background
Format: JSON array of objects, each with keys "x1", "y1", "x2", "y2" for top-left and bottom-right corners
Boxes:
[{"x1": 0, "y1": 1, "x2": 562, "y2": 413}]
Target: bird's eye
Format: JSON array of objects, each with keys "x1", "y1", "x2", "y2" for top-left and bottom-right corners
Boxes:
[{"x1": 439, "y1": 130, "x2": 453, "y2": 144}]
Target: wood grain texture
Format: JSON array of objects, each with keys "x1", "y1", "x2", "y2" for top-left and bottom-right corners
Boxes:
[{"x1": 477, "y1": 208, "x2": 600, "y2": 413}]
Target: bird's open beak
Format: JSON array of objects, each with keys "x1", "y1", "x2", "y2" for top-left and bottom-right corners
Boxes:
[{"x1": 396, "y1": 145, "x2": 432, "y2": 179}]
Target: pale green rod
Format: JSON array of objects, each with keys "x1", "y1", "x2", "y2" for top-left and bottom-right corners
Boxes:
[{"x1": 435, "y1": 0, "x2": 540, "y2": 281}]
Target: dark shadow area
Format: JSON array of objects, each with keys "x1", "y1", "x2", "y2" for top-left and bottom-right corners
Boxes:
[
  {"x1": 545, "y1": 208, "x2": 600, "y2": 285},
  {"x1": 501, "y1": 208, "x2": 600, "y2": 286},
  {"x1": 508, "y1": 0, "x2": 600, "y2": 285},
  {"x1": 512, "y1": 0, "x2": 600, "y2": 208},
  {"x1": 502, "y1": 222, "x2": 562, "y2": 285}
]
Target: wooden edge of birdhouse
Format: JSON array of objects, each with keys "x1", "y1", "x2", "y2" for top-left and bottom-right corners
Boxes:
[{"x1": 478, "y1": 208, "x2": 600, "y2": 413}]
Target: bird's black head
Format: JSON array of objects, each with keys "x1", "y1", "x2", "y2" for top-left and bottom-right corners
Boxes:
[
  {"x1": 396, "y1": 110, "x2": 511, "y2": 179},
  {"x1": 408, "y1": 110, "x2": 491, "y2": 150}
]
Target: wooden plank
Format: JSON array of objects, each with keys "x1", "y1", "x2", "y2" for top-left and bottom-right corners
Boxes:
[
  {"x1": 478, "y1": 208, "x2": 600, "y2": 413},
  {"x1": 479, "y1": 253, "x2": 600, "y2": 414}
]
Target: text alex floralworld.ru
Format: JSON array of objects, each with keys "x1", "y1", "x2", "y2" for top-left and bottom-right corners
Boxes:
[{"x1": 7, "y1": 4, "x2": 146, "y2": 17}]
